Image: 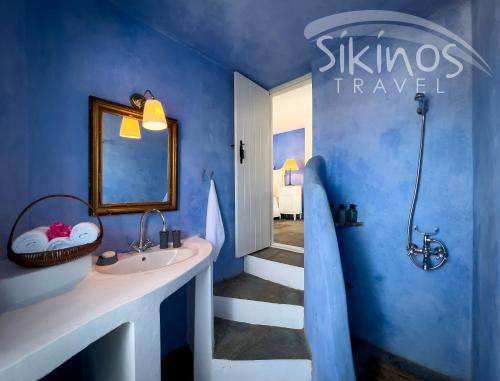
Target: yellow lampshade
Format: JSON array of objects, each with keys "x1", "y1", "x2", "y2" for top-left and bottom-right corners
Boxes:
[
  {"x1": 142, "y1": 99, "x2": 167, "y2": 131},
  {"x1": 282, "y1": 158, "x2": 300, "y2": 171},
  {"x1": 119, "y1": 117, "x2": 141, "y2": 139}
]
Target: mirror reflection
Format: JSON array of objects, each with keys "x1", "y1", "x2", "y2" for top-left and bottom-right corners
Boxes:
[{"x1": 102, "y1": 112, "x2": 169, "y2": 204}]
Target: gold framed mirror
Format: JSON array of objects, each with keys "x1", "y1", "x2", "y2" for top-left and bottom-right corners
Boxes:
[{"x1": 89, "y1": 96, "x2": 178, "y2": 215}]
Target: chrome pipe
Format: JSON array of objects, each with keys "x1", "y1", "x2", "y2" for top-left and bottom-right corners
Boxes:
[{"x1": 406, "y1": 110, "x2": 426, "y2": 250}]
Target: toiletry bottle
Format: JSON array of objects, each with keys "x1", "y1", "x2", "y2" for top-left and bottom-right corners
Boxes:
[
  {"x1": 160, "y1": 229, "x2": 169, "y2": 249},
  {"x1": 336, "y1": 204, "x2": 346, "y2": 224},
  {"x1": 346, "y1": 204, "x2": 358, "y2": 223},
  {"x1": 172, "y1": 230, "x2": 181, "y2": 248}
]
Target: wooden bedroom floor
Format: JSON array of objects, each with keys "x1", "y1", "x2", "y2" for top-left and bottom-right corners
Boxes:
[{"x1": 273, "y1": 219, "x2": 304, "y2": 247}]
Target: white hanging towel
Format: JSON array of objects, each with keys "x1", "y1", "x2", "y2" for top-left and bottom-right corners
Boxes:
[{"x1": 205, "y1": 179, "x2": 225, "y2": 261}]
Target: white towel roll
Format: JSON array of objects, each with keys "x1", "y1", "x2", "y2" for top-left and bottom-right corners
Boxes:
[
  {"x1": 70, "y1": 222, "x2": 100, "y2": 245},
  {"x1": 12, "y1": 227, "x2": 49, "y2": 254},
  {"x1": 47, "y1": 237, "x2": 73, "y2": 251}
]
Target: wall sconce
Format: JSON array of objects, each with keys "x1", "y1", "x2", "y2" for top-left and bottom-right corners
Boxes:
[
  {"x1": 119, "y1": 117, "x2": 141, "y2": 139},
  {"x1": 130, "y1": 89, "x2": 168, "y2": 131}
]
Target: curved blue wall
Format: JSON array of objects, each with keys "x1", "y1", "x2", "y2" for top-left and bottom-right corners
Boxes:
[{"x1": 304, "y1": 156, "x2": 355, "y2": 381}]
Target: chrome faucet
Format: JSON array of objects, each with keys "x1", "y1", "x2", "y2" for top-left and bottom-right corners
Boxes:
[
  {"x1": 129, "y1": 209, "x2": 167, "y2": 253},
  {"x1": 407, "y1": 226, "x2": 448, "y2": 271}
]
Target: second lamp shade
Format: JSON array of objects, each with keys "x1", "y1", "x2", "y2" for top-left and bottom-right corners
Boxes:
[{"x1": 143, "y1": 99, "x2": 168, "y2": 131}]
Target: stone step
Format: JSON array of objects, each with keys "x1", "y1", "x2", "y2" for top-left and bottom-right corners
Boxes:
[
  {"x1": 244, "y1": 248, "x2": 304, "y2": 290},
  {"x1": 251, "y1": 247, "x2": 304, "y2": 268},
  {"x1": 211, "y1": 358, "x2": 312, "y2": 381},
  {"x1": 213, "y1": 273, "x2": 304, "y2": 328},
  {"x1": 213, "y1": 318, "x2": 311, "y2": 361},
  {"x1": 214, "y1": 273, "x2": 303, "y2": 305}
]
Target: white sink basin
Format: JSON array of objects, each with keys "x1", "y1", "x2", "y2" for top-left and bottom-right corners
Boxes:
[{"x1": 96, "y1": 245, "x2": 197, "y2": 275}]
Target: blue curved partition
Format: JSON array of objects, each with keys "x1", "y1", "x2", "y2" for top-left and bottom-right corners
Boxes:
[{"x1": 304, "y1": 156, "x2": 355, "y2": 381}]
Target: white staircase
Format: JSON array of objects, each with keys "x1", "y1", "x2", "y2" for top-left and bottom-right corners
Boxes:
[{"x1": 209, "y1": 248, "x2": 311, "y2": 381}]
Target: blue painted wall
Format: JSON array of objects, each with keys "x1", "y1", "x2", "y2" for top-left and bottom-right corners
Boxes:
[
  {"x1": 20, "y1": 0, "x2": 240, "y2": 281},
  {"x1": 2, "y1": 0, "x2": 241, "y2": 356},
  {"x1": 0, "y1": 0, "x2": 29, "y2": 253},
  {"x1": 273, "y1": 128, "x2": 305, "y2": 185},
  {"x1": 304, "y1": 156, "x2": 355, "y2": 381},
  {"x1": 471, "y1": 0, "x2": 500, "y2": 379},
  {"x1": 311, "y1": 2, "x2": 473, "y2": 379}
]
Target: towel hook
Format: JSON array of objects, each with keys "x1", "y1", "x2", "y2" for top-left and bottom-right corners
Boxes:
[{"x1": 202, "y1": 170, "x2": 214, "y2": 182}]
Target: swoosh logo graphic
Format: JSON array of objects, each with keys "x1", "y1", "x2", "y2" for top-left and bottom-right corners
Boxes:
[{"x1": 304, "y1": 10, "x2": 492, "y2": 76}]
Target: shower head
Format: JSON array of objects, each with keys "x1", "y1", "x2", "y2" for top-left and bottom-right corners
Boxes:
[{"x1": 415, "y1": 93, "x2": 427, "y2": 115}]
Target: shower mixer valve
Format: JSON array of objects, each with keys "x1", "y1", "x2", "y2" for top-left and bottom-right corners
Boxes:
[
  {"x1": 406, "y1": 93, "x2": 448, "y2": 271},
  {"x1": 407, "y1": 226, "x2": 448, "y2": 271}
]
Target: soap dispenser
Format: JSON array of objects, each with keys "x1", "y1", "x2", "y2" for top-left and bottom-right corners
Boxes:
[{"x1": 160, "y1": 227, "x2": 169, "y2": 249}]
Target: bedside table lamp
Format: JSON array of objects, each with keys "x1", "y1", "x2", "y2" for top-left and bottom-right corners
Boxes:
[{"x1": 282, "y1": 158, "x2": 299, "y2": 186}]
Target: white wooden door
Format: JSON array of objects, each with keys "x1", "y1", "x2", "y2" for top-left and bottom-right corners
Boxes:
[{"x1": 234, "y1": 72, "x2": 272, "y2": 257}]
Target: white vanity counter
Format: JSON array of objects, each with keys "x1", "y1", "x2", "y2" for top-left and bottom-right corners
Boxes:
[{"x1": 0, "y1": 236, "x2": 213, "y2": 381}]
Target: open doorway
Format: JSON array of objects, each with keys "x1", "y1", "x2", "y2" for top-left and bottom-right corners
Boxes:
[{"x1": 271, "y1": 75, "x2": 312, "y2": 251}]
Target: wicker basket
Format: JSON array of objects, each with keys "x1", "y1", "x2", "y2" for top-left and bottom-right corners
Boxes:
[{"x1": 7, "y1": 194, "x2": 103, "y2": 268}]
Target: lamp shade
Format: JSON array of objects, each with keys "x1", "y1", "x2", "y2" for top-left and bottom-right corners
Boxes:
[
  {"x1": 282, "y1": 158, "x2": 300, "y2": 171},
  {"x1": 119, "y1": 117, "x2": 141, "y2": 139},
  {"x1": 142, "y1": 99, "x2": 167, "y2": 131}
]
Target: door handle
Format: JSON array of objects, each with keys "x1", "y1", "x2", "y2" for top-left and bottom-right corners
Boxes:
[{"x1": 239, "y1": 140, "x2": 245, "y2": 164}]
